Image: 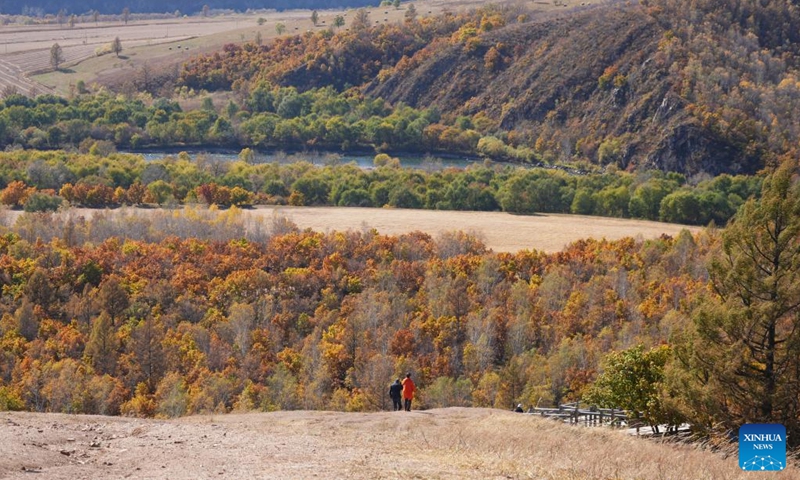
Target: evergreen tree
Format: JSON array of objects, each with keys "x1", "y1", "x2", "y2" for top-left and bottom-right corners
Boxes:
[
  {"x1": 85, "y1": 312, "x2": 118, "y2": 375},
  {"x1": 677, "y1": 161, "x2": 800, "y2": 444}
]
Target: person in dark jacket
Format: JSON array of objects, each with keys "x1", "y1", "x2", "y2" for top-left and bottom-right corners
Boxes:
[{"x1": 389, "y1": 379, "x2": 403, "y2": 411}]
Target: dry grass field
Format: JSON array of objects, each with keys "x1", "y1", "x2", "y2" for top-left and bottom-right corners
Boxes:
[
  {"x1": 0, "y1": 408, "x2": 789, "y2": 479},
  {"x1": 1, "y1": 205, "x2": 701, "y2": 253},
  {"x1": 247, "y1": 206, "x2": 702, "y2": 253},
  {"x1": 0, "y1": 0, "x2": 602, "y2": 96}
]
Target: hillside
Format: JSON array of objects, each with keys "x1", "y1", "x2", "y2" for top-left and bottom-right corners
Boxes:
[
  {"x1": 0, "y1": 408, "x2": 777, "y2": 479},
  {"x1": 368, "y1": 6, "x2": 672, "y2": 162},
  {"x1": 177, "y1": 0, "x2": 800, "y2": 176},
  {"x1": 366, "y1": 0, "x2": 800, "y2": 175}
]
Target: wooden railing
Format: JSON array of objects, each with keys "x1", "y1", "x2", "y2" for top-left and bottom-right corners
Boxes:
[{"x1": 529, "y1": 402, "x2": 628, "y2": 427}]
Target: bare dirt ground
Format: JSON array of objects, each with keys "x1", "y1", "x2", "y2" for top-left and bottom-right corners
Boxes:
[
  {"x1": 249, "y1": 206, "x2": 701, "y2": 253},
  {"x1": 0, "y1": 408, "x2": 787, "y2": 480}
]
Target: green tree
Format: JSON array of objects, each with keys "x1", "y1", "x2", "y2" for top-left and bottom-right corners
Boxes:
[
  {"x1": 122, "y1": 7, "x2": 131, "y2": 25},
  {"x1": 50, "y1": 43, "x2": 65, "y2": 71},
  {"x1": 659, "y1": 190, "x2": 701, "y2": 224},
  {"x1": 275, "y1": 23, "x2": 286, "y2": 35},
  {"x1": 145, "y1": 180, "x2": 174, "y2": 205},
  {"x1": 291, "y1": 176, "x2": 330, "y2": 205},
  {"x1": 333, "y1": 15, "x2": 345, "y2": 29},
  {"x1": 678, "y1": 162, "x2": 800, "y2": 444},
  {"x1": 570, "y1": 188, "x2": 594, "y2": 215},
  {"x1": 85, "y1": 312, "x2": 118, "y2": 375},
  {"x1": 311, "y1": 10, "x2": 319, "y2": 26},
  {"x1": 155, "y1": 372, "x2": 188, "y2": 418},
  {"x1": 23, "y1": 193, "x2": 63, "y2": 213},
  {"x1": 585, "y1": 345, "x2": 679, "y2": 432},
  {"x1": 629, "y1": 178, "x2": 676, "y2": 220}
]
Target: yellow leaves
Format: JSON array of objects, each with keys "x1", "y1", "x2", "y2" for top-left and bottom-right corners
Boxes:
[
  {"x1": 277, "y1": 347, "x2": 303, "y2": 376},
  {"x1": 120, "y1": 240, "x2": 141, "y2": 256},
  {"x1": 0, "y1": 385, "x2": 24, "y2": 411},
  {"x1": 474, "y1": 12, "x2": 505, "y2": 33},
  {"x1": 638, "y1": 295, "x2": 661, "y2": 319},
  {"x1": 208, "y1": 269, "x2": 270, "y2": 307},
  {"x1": 162, "y1": 329, "x2": 206, "y2": 383},
  {"x1": 376, "y1": 67, "x2": 393, "y2": 83},
  {"x1": 320, "y1": 322, "x2": 352, "y2": 383},
  {"x1": 0, "y1": 327, "x2": 27, "y2": 359},
  {"x1": 0, "y1": 255, "x2": 36, "y2": 298},
  {"x1": 738, "y1": 79, "x2": 755, "y2": 91},
  {"x1": 748, "y1": 360, "x2": 766, "y2": 372},
  {"x1": 454, "y1": 23, "x2": 477, "y2": 40},
  {"x1": 121, "y1": 382, "x2": 157, "y2": 417},
  {"x1": 776, "y1": 77, "x2": 800, "y2": 92}
]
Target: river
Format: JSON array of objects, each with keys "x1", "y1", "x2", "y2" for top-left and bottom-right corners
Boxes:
[{"x1": 130, "y1": 149, "x2": 483, "y2": 170}]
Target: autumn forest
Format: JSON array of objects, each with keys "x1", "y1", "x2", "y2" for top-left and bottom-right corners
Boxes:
[{"x1": 3, "y1": 0, "x2": 800, "y2": 452}]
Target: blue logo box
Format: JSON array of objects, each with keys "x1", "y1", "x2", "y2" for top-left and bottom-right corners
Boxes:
[{"x1": 739, "y1": 424, "x2": 786, "y2": 471}]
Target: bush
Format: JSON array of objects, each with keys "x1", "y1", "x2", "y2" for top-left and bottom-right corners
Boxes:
[
  {"x1": 95, "y1": 44, "x2": 113, "y2": 57},
  {"x1": 23, "y1": 192, "x2": 63, "y2": 212},
  {"x1": 0, "y1": 386, "x2": 24, "y2": 411}
]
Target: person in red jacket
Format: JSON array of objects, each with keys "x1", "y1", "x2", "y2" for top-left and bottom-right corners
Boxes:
[{"x1": 401, "y1": 372, "x2": 415, "y2": 411}]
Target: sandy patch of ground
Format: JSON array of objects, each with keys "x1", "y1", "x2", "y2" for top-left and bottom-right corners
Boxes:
[{"x1": 0, "y1": 408, "x2": 785, "y2": 480}]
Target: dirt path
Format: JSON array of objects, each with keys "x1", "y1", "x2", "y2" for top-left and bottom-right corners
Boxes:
[{"x1": 0, "y1": 408, "x2": 785, "y2": 480}]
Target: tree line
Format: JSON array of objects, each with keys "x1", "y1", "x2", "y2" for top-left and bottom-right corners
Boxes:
[
  {"x1": 0, "y1": 85, "x2": 530, "y2": 163},
  {"x1": 0, "y1": 149, "x2": 763, "y2": 225}
]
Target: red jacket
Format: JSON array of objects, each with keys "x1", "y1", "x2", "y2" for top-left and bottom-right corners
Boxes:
[{"x1": 401, "y1": 377, "x2": 416, "y2": 400}]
